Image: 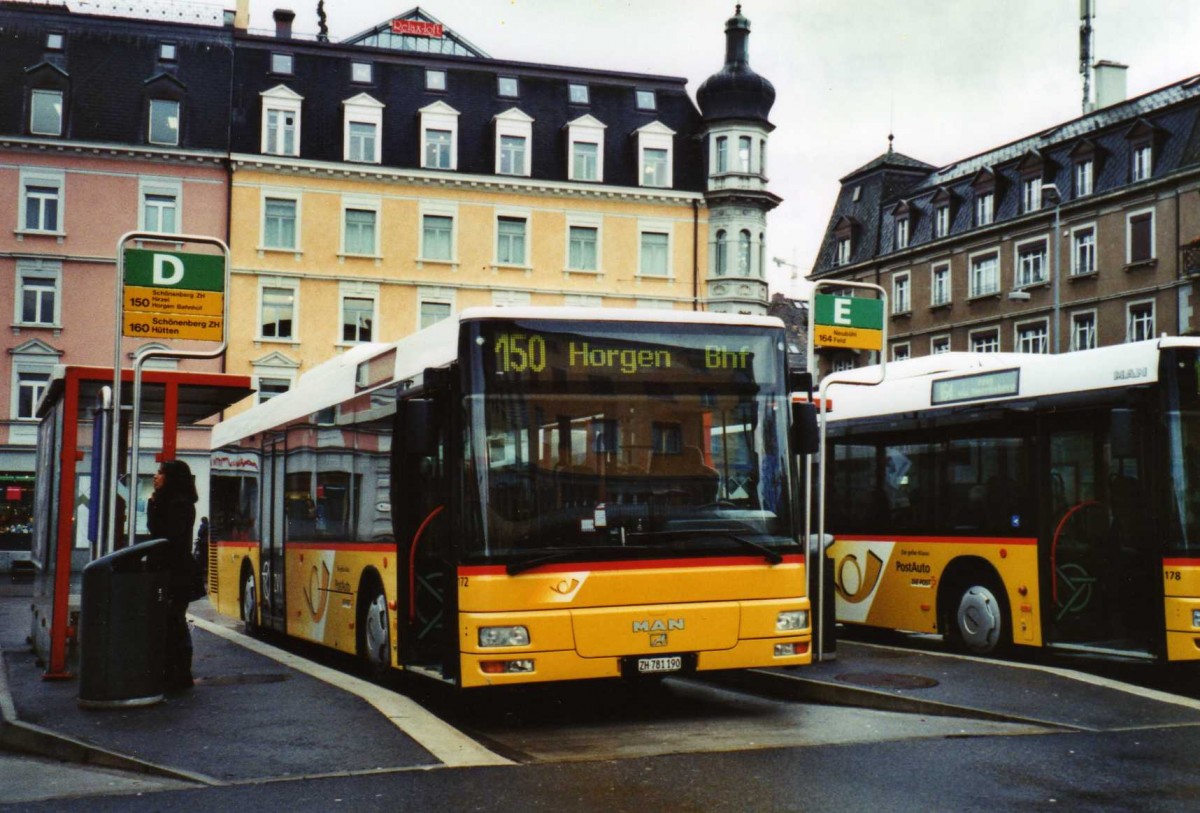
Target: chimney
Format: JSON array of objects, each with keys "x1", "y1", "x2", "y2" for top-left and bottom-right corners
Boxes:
[
  {"x1": 1094, "y1": 60, "x2": 1128, "y2": 109},
  {"x1": 274, "y1": 8, "x2": 296, "y2": 39},
  {"x1": 233, "y1": 0, "x2": 249, "y2": 30}
]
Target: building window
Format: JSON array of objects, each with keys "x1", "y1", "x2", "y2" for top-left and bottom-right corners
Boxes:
[
  {"x1": 1132, "y1": 144, "x2": 1152, "y2": 181},
  {"x1": 736, "y1": 230, "x2": 752, "y2": 276},
  {"x1": 341, "y1": 296, "x2": 374, "y2": 343},
  {"x1": 347, "y1": 121, "x2": 378, "y2": 163},
  {"x1": 257, "y1": 378, "x2": 291, "y2": 404},
  {"x1": 975, "y1": 192, "x2": 994, "y2": 226},
  {"x1": 261, "y1": 86, "x2": 303, "y2": 156},
  {"x1": 568, "y1": 83, "x2": 589, "y2": 104},
  {"x1": 424, "y1": 129, "x2": 452, "y2": 169},
  {"x1": 421, "y1": 213, "x2": 453, "y2": 261},
  {"x1": 343, "y1": 207, "x2": 378, "y2": 256},
  {"x1": 642, "y1": 147, "x2": 669, "y2": 187},
  {"x1": 426, "y1": 69, "x2": 446, "y2": 90},
  {"x1": 1072, "y1": 226, "x2": 1096, "y2": 275},
  {"x1": 831, "y1": 357, "x2": 855, "y2": 373},
  {"x1": 567, "y1": 115, "x2": 606, "y2": 182},
  {"x1": 499, "y1": 135, "x2": 526, "y2": 175},
  {"x1": 835, "y1": 237, "x2": 851, "y2": 267},
  {"x1": 148, "y1": 99, "x2": 180, "y2": 146},
  {"x1": 931, "y1": 263, "x2": 951, "y2": 306},
  {"x1": 160, "y1": 42, "x2": 176, "y2": 61},
  {"x1": 420, "y1": 301, "x2": 451, "y2": 329},
  {"x1": 572, "y1": 141, "x2": 599, "y2": 181},
  {"x1": 419, "y1": 102, "x2": 460, "y2": 170},
  {"x1": 271, "y1": 53, "x2": 293, "y2": 75},
  {"x1": 30, "y1": 89, "x2": 63, "y2": 136},
  {"x1": 1127, "y1": 209, "x2": 1155, "y2": 264},
  {"x1": 20, "y1": 170, "x2": 63, "y2": 233},
  {"x1": 892, "y1": 343, "x2": 911, "y2": 362},
  {"x1": 970, "y1": 329, "x2": 1000, "y2": 353},
  {"x1": 352, "y1": 62, "x2": 372, "y2": 83},
  {"x1": 498, "y1": 76, "x2": 519, "y2": 97},
  {"x1": 969, "y1": 252, "x2": 999, "y2": 297},
  {"x1": 141, "y1": 192, "x2": 178, "y2": 233},
  {"x1": 568, "y1": 225, "x2": 598, "y2": 271},
  {"x1": 935, "y1": 205, "x2": 950, "y2": 238},
  {"x1": 263, "y1": 196, "x2": 298, "y2": 250},
  {"x1": 1016, "y1": 239, "x2": 1048, "y2": 288},
  {"x1": 636, "y1": 89, "x2": 656, "y2": 110},
  {"x1": 715, "y1": 136, "x2": 728, "y2": 173},
  {"x1": 16, "y1": 263, "x2": 60, "y2": 327},
  {"x1": 496, "y1": 216, "x2": 527, "y2": 266},
  {"x1": 895, "y1": 218, "x2": 909, "y2": 250},
  {"x1": 892, "y1": 273, "x2": 910, "y2": 314},
  {"x1": 1075, "y1": 160, "x2": 1093, "y2": 196},
  {"x1": 46, "y1": 32, "x2": 64, "y2": 50},
  {"x1": 931, "y1": 335, "x2": 951, "y2": 354},
  {"x1": 1022, "y1": 177, "x2": 1042, "y2": 212},
  {"x1": 15, "y1": 371, "x2": 51, "y2": 420},
  {"x1": 260, "y1": 286, "x2": 295, "y2": 340},
  {"x1": 1015, "y1": 321, "x2": 1049, "y2": 354},
  {"x1": 1071, "y1": 311, "x2": 1097, "y2": 351},
  {"x1": 713, "y1": 230, "x2": 728, "y2": 276},
  {"x1": 640, "y1": 230, "x2": 670, "y2": 277},
  {"x1": 1127, "y1": 301, "x2": 1155, "y2": 342},
  {"x1": 738, "y1": 136, "x2": 752, "y2": 172}
]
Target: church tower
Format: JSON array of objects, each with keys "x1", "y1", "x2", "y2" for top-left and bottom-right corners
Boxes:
[{"x1": 697, "y1": 5, "x2": 781, "y2": 314}]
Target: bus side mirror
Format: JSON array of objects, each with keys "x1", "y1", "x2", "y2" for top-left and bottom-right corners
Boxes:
[
  {"x1": 791, "y1": 402, "x2": 820, "y2": 456},
  {"x1": 401, "y1": 399, "x2": 437, "y2": 456}
]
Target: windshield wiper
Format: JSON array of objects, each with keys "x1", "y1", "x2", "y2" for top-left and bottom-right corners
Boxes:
[
  {"x1": 627, "y1": 529, "x2": 784, "y2": 565},
  {"x1": 505, "y1": 545, "x2": 643, "y2": 576}
]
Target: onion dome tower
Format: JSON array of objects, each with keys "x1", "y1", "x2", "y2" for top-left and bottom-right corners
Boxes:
[{"x1": 697, "y1": 5, "x2": 782, "y2": 314}]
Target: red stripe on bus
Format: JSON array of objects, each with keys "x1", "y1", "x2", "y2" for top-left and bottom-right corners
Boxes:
[
  {"x1": 834, "y1": 535, "x2": 1037, "y2": 546},
  {"x1": 459, "y1": 554, "x2": 804, "y2": 576},
  {"x1": 1163, "y1": 558, "x2": 1200, "y2": 567}
]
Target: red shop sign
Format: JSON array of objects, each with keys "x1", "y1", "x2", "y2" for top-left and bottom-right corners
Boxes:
[{"x1": 391, "y1": 19, "x2": 444, "y2": 38}]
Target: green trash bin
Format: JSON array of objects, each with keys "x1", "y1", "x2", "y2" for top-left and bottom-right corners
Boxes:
[{"x1": 77, "y1": 539, "x2": 170, "y2": 708}]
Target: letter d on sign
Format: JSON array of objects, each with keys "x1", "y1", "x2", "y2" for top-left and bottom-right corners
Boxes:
[{"x1": 152, "y1": 254, "x2": 185, "y2": 286}]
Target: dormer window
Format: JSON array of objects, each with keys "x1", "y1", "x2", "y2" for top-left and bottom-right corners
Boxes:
[
  {"x1": 976, "y1": 193, "x2": 994, "y2": 226},
  {"x1": 30, "y1": 89, "x2": 63, "y2": 137},
  {"x1": 971, "y1": 167, "x2": 998, "y2": 227},
  {"x1": 343, "y1": 93, "x2": 384, "y2": 164},
  {"x1": 1022, "y1": 177, "x2": 1042, "y2": 212},
  {"x1": 420, "y1": 101, "x2": 460, "y2": 170},
  {"x1": 896, "y1": 217, "x2": 909, "y2": 249},
  {"x1": 835, "y1": 237, "x2": 851, "y2": 266},
  {"x1": 1070, "y1": 138, "x2": 1101, "y2": 198},
  {"x1": 1076, "y1": 159, "x2": 1094, "y2": 196},
  {"x1": 935, "y1": 205, "x2": 950, "y2": 238},
  {"x1": 260, "y1": 85, "x2": 303, "y2": 156},
  {"x1": 567, "y1": 114, "x2": 606, "y2": 182},
  {"x1": 1133, "y1": 144, "x2": 1152, "y2": 181},
  {"x1": 635, "y1": 121, "x2": 675, "y2": 189},
  {"x1": 832, "y1": 215, "x2": 857, "y2": 268},
  {"x1": 1124, "y1": 118, "x2": 1159, "y2": 183},
  {"x1": 493, "y1": 108, "x2": 533, "y2": 177},
  {"x1": 890, "y1": 200, "x2": 914, "y2": 250},
  {"x1": 148, "y1": 99, "x2": 180, "y2": 146}
]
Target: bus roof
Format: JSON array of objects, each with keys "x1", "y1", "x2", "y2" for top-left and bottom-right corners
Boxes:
[
  {"x1": 824, "y1": 337, "x2": 1200, "y2": 421},
  {"x1": 213, "y1": 306, "x2": 785, "y2": 449}
]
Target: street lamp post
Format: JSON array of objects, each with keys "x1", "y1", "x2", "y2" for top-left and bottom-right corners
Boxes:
[{"x1": 1043, "y1": 182, "x2": 1063, "y2": 353}]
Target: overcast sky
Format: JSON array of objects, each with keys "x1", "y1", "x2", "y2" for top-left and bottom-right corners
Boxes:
[{"x1": 245, "y1": 0, "x2": 1200, "y2": 299}]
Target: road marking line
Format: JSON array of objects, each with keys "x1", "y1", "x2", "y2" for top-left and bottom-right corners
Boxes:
[{"x1": 189, "y1": 615, "x2": 512, "y2": 768}]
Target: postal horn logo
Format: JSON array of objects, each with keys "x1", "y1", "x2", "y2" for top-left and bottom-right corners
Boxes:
[{"x1": 834, "y1": 550, "x2": 884, "y2": 603}]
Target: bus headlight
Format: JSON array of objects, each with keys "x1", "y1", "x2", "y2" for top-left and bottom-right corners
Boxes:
[
  {"x1": 776, "y1": 610, "x2": 809, "y2": 632},
  {"x1": 479, "y1": 625, "x2": 530, "y2": 647},
  {"x1": 1193, "y1": 609, "x2": 1200, "y2": 628}
]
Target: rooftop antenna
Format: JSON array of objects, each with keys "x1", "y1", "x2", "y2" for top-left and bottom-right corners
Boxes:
[{"x1": 1080, "y1": 0, "x2": 1095, "y2": 113}]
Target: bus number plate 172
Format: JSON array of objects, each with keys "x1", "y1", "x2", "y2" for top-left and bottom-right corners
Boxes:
[{"x1": 637, "y1": 656, "x2": 683, "y2": 674}]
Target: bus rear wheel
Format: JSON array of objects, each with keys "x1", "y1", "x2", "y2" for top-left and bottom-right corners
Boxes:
[
  {"x1": 944, "y1": 578, "x2": 1009, "y2": 655},
  {"x1": 359, "y1": 582, "x2": 392, "y2": 679}
]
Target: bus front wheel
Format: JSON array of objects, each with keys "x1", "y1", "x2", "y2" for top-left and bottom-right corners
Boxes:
[
  {"x1": 359, "y1": 581, "x2": 392, "y2": 679},
  {"x1": 241, "y1": 567, "x2": 258, "y2": 636},
  {"x1": 944, "y1": 579, "x2": 1009, "y2": 655}
]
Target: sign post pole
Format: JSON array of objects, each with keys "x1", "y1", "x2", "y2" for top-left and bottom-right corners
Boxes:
[{"x1": 805, "y1": 280, "x2": 887, "y2": 662}]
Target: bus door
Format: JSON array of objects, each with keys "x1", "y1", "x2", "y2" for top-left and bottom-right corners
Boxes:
[
  {"x1": 1043, "y1": 410, "x2": 1157, "y2": 656},
  {"x1": 394, "y1": 389, "x2": 455, "y2": 678},
  {"x1": 259, "y1": 433, "x2": 288, "y2": 633}
]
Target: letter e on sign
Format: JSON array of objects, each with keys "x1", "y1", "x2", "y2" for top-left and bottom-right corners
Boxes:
[
  {"x1": 153, "y1": 254, "x2": 186, "y2": 286},
  {"x1": 834, "y1": 297, "x2": 852, "y2": 326}
]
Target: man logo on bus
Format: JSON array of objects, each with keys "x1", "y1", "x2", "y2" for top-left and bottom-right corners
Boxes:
[{"x1": 834, "y1": 550, "x2": 885, "y2": 604}]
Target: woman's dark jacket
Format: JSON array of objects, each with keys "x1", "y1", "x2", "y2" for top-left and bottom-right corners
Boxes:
[{"x1": 147, "y1": 493, "x2": 196, "y2": 599}]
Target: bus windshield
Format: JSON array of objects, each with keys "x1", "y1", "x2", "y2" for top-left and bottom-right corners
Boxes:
[
  {"x1": 463, "y1": 319, "x2": 795, "y2": 561},
  {"x1": 1166, "y1": 348, "x2": 1200, "y2": 553}
]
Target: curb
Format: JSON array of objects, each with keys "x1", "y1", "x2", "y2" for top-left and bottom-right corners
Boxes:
[{"x1": 0, "y1": 638, "x2": 217, "y2": 784}]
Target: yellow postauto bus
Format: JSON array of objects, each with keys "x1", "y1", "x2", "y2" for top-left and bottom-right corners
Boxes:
[
  {"x1": 822, "y1": 338, "x2": 1200, "y2": 663},
  {"x1": 208, "y1": 307, "x2": 812, "y2": 687}
]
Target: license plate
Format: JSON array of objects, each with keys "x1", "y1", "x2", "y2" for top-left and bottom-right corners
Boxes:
[{"x1": 636, "y1": 656, "x2": 683, "y2": 674}]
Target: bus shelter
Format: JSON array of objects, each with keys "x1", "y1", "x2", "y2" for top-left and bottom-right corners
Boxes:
[{"x1": 31, "y1": 365, "x2": 253, "y2": 678}]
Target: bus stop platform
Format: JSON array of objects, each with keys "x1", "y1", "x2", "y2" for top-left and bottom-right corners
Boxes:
[
  {"x1": 728, "y1": 634, "x2": 1200, "y2": 731},
  {"x1": 0, "y1": 584, "x2": 509, "y2": 794}
]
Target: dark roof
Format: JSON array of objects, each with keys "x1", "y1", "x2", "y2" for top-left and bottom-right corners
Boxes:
[
  {"x1": 696, "y1": 7, "x2": 774, "y2": 126},
  {"x1": 231, "y1": 31, "x2": 707, "y2": 190},
  {"x1": 812, "y1": 73, "x2": 1200, "y2": 274}
]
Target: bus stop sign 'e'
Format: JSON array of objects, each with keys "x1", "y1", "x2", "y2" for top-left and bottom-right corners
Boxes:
[
  {"x1": 812, "y1": 293, "x2": 884, "y2": 351},
  {"x1": 122, "y1": 248, "x2": 225, "y2": 342}
]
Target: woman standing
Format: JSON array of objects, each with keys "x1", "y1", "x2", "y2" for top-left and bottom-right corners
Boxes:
[{"x1": 147, "y1": 459, "x2": 198, "y2": 691}]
